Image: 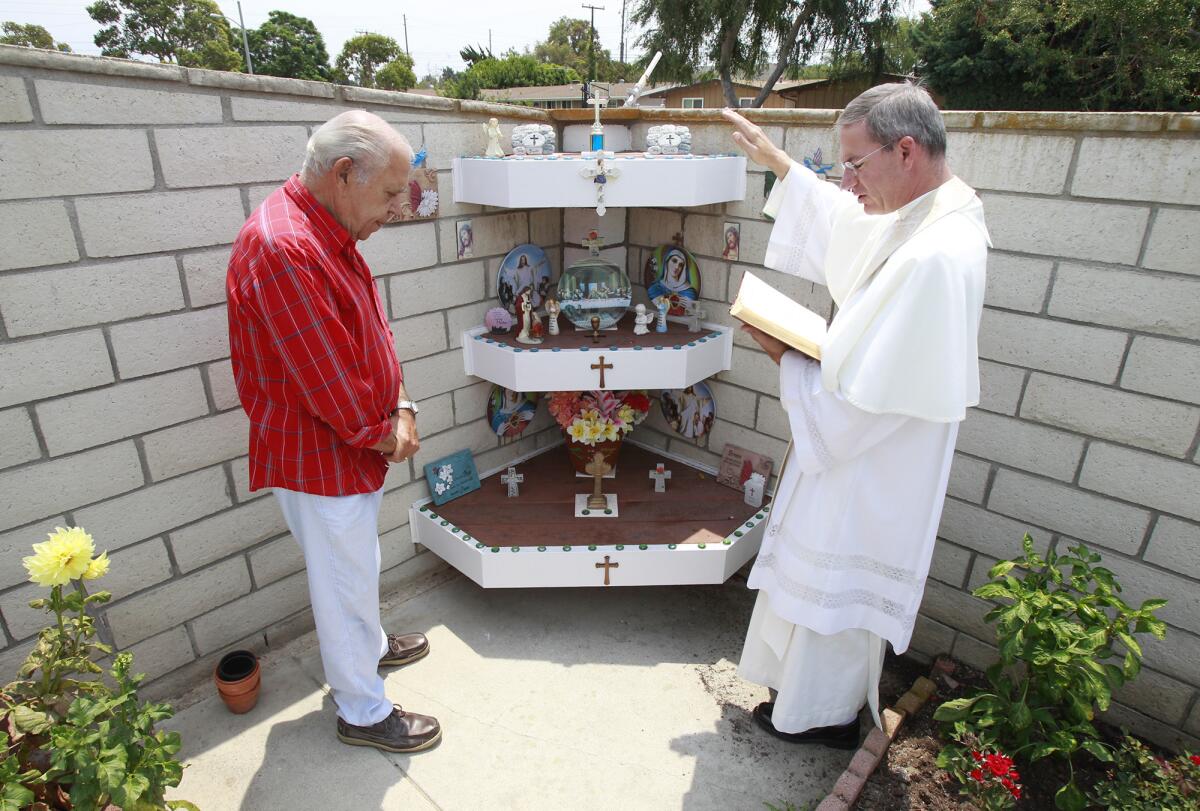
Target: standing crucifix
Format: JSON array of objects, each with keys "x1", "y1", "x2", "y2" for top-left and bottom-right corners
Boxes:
[
  {"x1": 590, "y1": 355, "x2": 613, "y2": 387},
  {"x1": 501, "y1": 466, "x2": 523, "y2": 498},
  {"x1": 585, "y1": 451, "x2": 611, "y2": 510}
]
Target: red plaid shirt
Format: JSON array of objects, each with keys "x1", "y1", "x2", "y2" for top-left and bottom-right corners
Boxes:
[{"x1": 227, "y1": 175, "x2": 401, "y2": 496}]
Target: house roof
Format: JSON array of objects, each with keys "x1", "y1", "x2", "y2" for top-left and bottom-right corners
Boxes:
[
  {"x1": 637, "y1": 77, "x2": 822, "y2": 97},
  {"x1": 479, "y1": 82, "x2": 670, "y2": 103}
]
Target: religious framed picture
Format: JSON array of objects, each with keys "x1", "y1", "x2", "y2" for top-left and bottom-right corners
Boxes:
[
  {"x1": 393, "y1": 168, "x2": 439, "y2": 221},
  {"x1": 423, "y1": 449, "x2": 482, "y2": 506},
  {"x1": 660, "y1": 381, "x2": 716, "y2": 441},
  {"x1": 644, "y1": 244, "x2": 700, "y2": 316},
  {"x1": 497, "y1": 243, "x2": 553, "y2": 313},
  {"x1": 716, "y1": 443, "x2": 774, "y2": 492},
  {"x1": 722, "y1": 221, "x2": 740, "y2": 261},
  {"x1": 456, "y1": 219, "x2": 474, "y2": 260},
  {"x1": 487, "y1": 385, "x2": 538, "y2": 438}
]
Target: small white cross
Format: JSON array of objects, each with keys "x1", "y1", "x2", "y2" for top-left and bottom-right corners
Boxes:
[
  {"x1": 649, "y1": 463, "x2": 672, "y2": 493},
  {"x1": 587, "y1": 92, "x2": 608, "y2": 127},
  {"x1": 501, "y1": 466, "x2": 524, "y2": 498}
]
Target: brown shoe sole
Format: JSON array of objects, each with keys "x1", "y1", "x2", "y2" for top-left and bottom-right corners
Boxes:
[
  {"x1": 337, "y1": 726, "x2": 442, "y2": 753},
  {"x1": 379, "y1": 644, "x2": 429, "y2": 668}
]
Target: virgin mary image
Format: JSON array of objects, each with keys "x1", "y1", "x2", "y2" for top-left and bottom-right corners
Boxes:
[
  {"x1": 488, "y1": 387, "x2": 537, "y2": 438},
  {"x1": 646, "y1": 245, "x2": 700, "y2": 316}
]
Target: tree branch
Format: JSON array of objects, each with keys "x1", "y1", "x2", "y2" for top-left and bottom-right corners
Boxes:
[{"x1": 753, "y1": 3, "x2": 812, "y2": 107}]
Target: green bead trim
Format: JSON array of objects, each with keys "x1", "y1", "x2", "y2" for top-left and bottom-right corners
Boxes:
[
  {"x1": 668, "y1": 543, "x2": 677, "y2": 549},
  {"x1": 756, "y1": 512, "x2": 766, "y2": 519},
  {"x1": 582, "y1": 509, "x2": 591, "y2": 515},
  {"x1": 462, "y1": 534, "x2": 472, "y2": 541},
  {"x1": 419, "y1": 504, "x2": 429, "y2": 512},
  {"x1": 538, "y1": 545, "x2": 547, "y2": 551},
  {"x1": 475, "y1": 542, "x2": 485, "y2": 549},
  {"x1": 440, "y1": 520, "x2": 449, "y2": 526},
  {"x1": 510, "y1": 546, "x2": 520, "y2": 552},
  {"x1": 697, "y1": 543, "x2": 707, "y2": 549},
  {"x1": 603, "y1": 508, "x2": 612, "y2": 515},
  {"x1": 587, "y1": 544, "x2": 597, "y2": 551},
  {"x1": 427, "y1": 513, "x2": 438, "y2": 520},
  {"x1": 723, "y1": 539, "x2": 733, "y2": 545},
  {"x1": 615, "y1": 544, "x2": 625, "y2": 550},
  {"x1": 734, "y1": 531, "x2": 743, "y2": 537},
  {"x1": 638, "y1": 544, "x2": 648, "y2": 550},
  {"x1": 744, "y1": 521, "x2": 754, "y2": 528},
  {"x1": 451, "y1": 527, "x2": 461, "y2": 534},
  {"x1": 491, "y1": 546, "x2": 500, "y2": 553},
  {"x1": 562, "y1": 545, "x2": 572, "y2": 551}
]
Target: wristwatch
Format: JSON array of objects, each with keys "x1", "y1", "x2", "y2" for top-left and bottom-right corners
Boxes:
[{"x1": 395, "y1": 400, "x2": 420, "y2": 417}]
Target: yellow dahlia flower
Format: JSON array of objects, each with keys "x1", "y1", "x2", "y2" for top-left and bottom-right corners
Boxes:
[
  {"x1": 23, "y1": 526, "x2": 95, "y2": 587},
  {"x1": 82, "y1": 550, "x2": 110, "y2": 581}
]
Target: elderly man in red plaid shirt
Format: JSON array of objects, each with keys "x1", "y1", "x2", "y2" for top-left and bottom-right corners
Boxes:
[{"x1": 226, "y1": 110, "x2": 440, "y2": 754}]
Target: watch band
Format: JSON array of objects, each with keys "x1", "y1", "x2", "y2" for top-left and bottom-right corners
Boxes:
[{"x1": 396, "y1": 400, "x2": 419, "y2": 416}]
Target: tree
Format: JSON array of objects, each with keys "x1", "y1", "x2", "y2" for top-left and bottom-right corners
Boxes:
[
  {"x1": 445, "y1": 53, "x2": 581, "y2": 99},
  {"x1": 916, "y1": 0, "x2": 1200, "y2": 111},
  {"x1": 532, "y1": 16, "x2": 627, "y2": 82},
  {"x1": 376, "y1": 52, "x2": 417, "y2": 91},
  {"x1": 0, "y1": 22, "x2": 71, "y2": 51},
  {"x1": 86, "y1": 0, "x2": 244, "y2": 71},
  {"x1": 631, "y1": 0, "x2": 899, "y2": 107},
  {"x1": 459, "y1": 43, "x2": 495, "y2": 67},
  {"x1": 246, "y1": 10, "x2": 331, "y2": 81},
  {"x1": 335, "y1": 32, "x2": 409, "y2": 87}
]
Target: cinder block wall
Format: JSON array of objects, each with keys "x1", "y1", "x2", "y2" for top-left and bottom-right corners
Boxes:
[
  {"x1": 0, "y1": 46, "x2": 563, "y2": 698},
  {"x1": 621, "y1": 108, "x2": 1200, "y2": 750}
]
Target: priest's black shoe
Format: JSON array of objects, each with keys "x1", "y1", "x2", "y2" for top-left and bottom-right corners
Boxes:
[{"x1": 752, "y1": 701, "x2": 860, "y2": 749}]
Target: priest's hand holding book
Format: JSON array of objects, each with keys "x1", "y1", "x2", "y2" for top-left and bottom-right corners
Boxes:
[
  {"x1": 741, "y1": 325, "x2": 792, "y2": 365},
  {"x1": 730, "y1": 271, "x2": 826, "y2": 366}
]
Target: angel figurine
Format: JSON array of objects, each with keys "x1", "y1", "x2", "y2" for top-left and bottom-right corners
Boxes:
[
  {"x1": 633, "y1": 303, "x2": 652, "y2": 336},
  {"x1": 482, "y1": 118, "x2": 504, "y2": 158},
  {"x1": 546, "y1": 297, "x2": 561, "y2": 336}
]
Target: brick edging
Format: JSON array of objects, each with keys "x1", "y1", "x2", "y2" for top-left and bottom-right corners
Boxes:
[{"x1": 814, "y1": 674, "x2": 938, "y2": 811}]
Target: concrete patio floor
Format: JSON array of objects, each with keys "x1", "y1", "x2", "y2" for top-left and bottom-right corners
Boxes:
[{"x1": 162, "y1": 569, "x2": 854, "y2": 810}]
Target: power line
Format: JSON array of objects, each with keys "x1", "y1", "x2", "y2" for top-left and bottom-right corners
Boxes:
[{"x1": 581, "y1": 3, "x2": 603, "y2": 80}]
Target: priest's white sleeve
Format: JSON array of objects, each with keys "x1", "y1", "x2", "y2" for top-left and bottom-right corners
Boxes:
[
  {"x1": 761, "y1": 161, "x2": 856, "y2": 285},
  {"x1": 778, "y1": 350, "x2": 909, "y2": 475}
]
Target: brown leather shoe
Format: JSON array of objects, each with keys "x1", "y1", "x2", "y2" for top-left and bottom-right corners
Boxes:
[
  {"x1": 380, "y1": 632, "x2": 429, "y2": 667},
  {"x1": 337, "y1": 705, "x2": 441, "y2": 753}
]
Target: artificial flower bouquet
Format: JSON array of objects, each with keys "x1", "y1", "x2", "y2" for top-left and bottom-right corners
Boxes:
[{"x1": 547, "y1": 390, "x2": 651, "y2": 446}]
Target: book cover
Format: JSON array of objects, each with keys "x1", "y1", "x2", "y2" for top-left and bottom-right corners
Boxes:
[{"x1": 729, "y1": 271, "x2": 826, "y2": 360}]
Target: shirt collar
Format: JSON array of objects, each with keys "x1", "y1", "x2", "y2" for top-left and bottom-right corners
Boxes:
[{"x1": 283, "y1": 175, "x2": 355, "y2": 254}]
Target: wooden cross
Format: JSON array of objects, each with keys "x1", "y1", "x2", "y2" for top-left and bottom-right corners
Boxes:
[
  {"x1": 585, "y1": 451, "x2": 610, "y2": 510},
  {"x1": 649, "y1": 463, "x2": 672, "y2": 493},
  {"x1": 595, "y1": 555, "x2": 619, "y2": 586},
  {"x1": 501, "y1": 466, "x2": 523, "y2": 498},
  {"x1": 590, "y1": 355, "x2": 613, "y2": 387}
]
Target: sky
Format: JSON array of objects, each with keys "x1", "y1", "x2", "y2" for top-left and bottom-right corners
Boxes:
[{"x1": 0, "y1": 0, "x2": 931, "y2": 79}]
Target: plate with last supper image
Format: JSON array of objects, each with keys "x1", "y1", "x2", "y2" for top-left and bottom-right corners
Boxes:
[{"x1": 660, "y1": 381, "x2": 716, "y2": 440}]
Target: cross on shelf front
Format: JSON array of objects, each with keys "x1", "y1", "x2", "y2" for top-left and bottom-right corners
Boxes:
[{"x1": 590, "y1": 355, "x2": 613, "y2": 387}]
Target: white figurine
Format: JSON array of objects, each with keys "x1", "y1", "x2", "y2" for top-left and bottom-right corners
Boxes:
[
  {"x1": 482, "y1": 118, "x2": 504, "y2": 158},
  {"x1": 743, "y1": 472, "x2": 766, "y2": 508},
  {"x1": 633, "y1": 303, "x2": 652, "y2": 336},
  {"x1": 516, "y1": 290, "x2": 543, "y2": 345},
  {"x1": 649, "y1": 463, "x2": 672, "y2": 493},
  {"x1": 654, "y1": 297, "x2": 669, "y2": 333},
  {"x1": 502, "y1": 466, "x2": 524, "y2": 497},
  {"x1": 546, "y1": 297, "x2": 561, "y2": 336}
]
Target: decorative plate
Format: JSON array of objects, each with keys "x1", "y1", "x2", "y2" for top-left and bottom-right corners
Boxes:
[
  {"x1": 644, "y1": 244, "x2": 701, "y2": 316},
  {"x1": 660, "y1": 381, "x2": 717, "y2": 441},
  {"x1": 497, "y1": 243, "x2": 553, "y2": 314},
  {"x1": 487, "y1": 385, "x2": 539, "y2": 438}
]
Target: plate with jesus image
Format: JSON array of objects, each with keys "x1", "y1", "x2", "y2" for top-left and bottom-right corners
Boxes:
[
  {"x1": 487, "y1": 385, "x2": 539, "y2": 438},
  {"x1": 660, "y1": 381, "x2": 717, "y2": 441},
  {"x1": 497, "y1": 244, "x2": 552, "y2": 314}
]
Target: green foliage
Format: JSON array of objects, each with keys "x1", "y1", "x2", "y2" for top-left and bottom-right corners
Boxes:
[
  {"x1": 246, "y1": 10, "x2": 331, "y2": 81},
  {"x1": 0, "y1": 21, "x2": 72, "y2": 51},
  {"x1": 915, "y1": 0, "x2": 1200, "y2": 111},
  {"x1": 86, "y1": 0, "x2": 244, "y2": 70},
  {"x1": 1088, "y1": 736, "x2": 1200, "y2": 809},
  {"x1": 532, "y1": 16, "x2": 627, "y2": 82},
  {"x1": 376, "y1": 52, "x2": 417, "y2": 91},
  {"x1": 444, "y1": 54, "x2": 581, "y2": 100},
  {"x1": 1, "y1": 581, "x2": 192, "y2": 809},
  {"x1": 459, "y1": 43, "x2": 495, "y2": 67},
  {"x1": 334, "y1": 32, "x2": 413, "y2": 90},
  {"x1": 933, "y1": 535, "x2": 1168, "y2": 810}
]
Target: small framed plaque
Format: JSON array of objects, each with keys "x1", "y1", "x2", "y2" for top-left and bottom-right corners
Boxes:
[
  {"x1": 423, "y1": 449, "x2": 482, "y2": 506},
  {"x1": 716, "y1": 443, "x2": 774, "y2": 492}
]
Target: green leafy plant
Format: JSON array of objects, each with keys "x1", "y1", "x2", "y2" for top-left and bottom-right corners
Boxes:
[
  {"x1": 1088, "y1": 736, "x2": 1199, "y2": 810},
  {"x1": 934, "y1": 535, "x2": 1167, "y2": 811},
  {"x1": 1, "y1": 527, "x2": 197, "y2": 810}
]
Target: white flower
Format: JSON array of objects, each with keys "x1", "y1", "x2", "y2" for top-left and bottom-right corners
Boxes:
[
  {"x1": 416, "y1": 189, "x2": 439, "y2": 217},
  {"x1": 435, "y1": 481, "x2": 448, "y2": 495},
  {"x1": 437, "y1": 464, "x2": 454, "y2": 481}
]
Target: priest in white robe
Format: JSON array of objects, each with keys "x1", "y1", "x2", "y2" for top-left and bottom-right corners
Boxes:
[{"x1": 721, "y1": 83, "x2": 990, "y2": 749}]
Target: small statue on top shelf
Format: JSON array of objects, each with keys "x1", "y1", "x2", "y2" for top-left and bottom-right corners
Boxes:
[
  {"x1": 633, "y1": 303, "x2": 653, "y2": 336},
  {"x1": 516, "y1": 289, "x2": 543, "y2": 345},
  {"x1": 482, "y1": 118, "x2": 505, "y2": 158},
  {"x1": 546, "y1": 297, "x2": 561, "y2": 336}
]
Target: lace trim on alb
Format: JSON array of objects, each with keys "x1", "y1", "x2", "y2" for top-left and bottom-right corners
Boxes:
[
  {"x1": 785, "y1": 544, "x2": 921, "y2": 587},
  {"x1": 757, "y1": 553, "x2": 918, "y2": 632},
  {"x1": 780, "y1": 179, "x2": 821, "y2": 279}
]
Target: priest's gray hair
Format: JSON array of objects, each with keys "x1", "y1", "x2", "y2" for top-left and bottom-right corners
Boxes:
[
  {"x1": 839, "y1": 82, "x2": 946, "y2": 159},
  {"x1": 301, "y1": 110, "x2": 411, "y2": 183}
]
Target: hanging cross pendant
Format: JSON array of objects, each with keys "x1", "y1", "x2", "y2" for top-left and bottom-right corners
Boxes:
[
  {"x1": 580, "y1": 159, "x2": 620, "y2": 217},
  {"x1": 590, "y1": 355, "x2": 613, "y2": 387},
  {"x1": 595, "y1": 555, "x2": 619, "y2": 586}
]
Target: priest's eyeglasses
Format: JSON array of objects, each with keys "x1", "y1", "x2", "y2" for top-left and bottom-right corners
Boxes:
[{"x1": 841, "y1": 141, "x2": 896, "y2": 176}]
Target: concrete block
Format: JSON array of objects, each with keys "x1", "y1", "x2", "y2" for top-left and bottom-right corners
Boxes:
[
  {"x1": 143, "y1": 408, "x2": 250, "y2": 481},
  {"x1": 957, "y1": 410, "x2": 1084, "y2": 482},
  {"x1": 437, "y1": 212, "x2": 528, "y2": 263},
  {"x1": 1103, "y1": 551, "x2": 1200, "y2": 637},
  {"x1": 247, "y1": 533, "x2": 302, "y2": 586},
  {"x1": 1021, "y1": 373, "x2": 1199, "y2": 457},
  {"x1": 724, "y1": 170, "x2": 768, "y2": 219},
  {"x1": 1144, "y1": 516, "x2": 1200, "y2": 580},
  {"x1": 35, "y1": 78, "x2": 222, "y2": 124},
  {"x1": 181, "y1": 247, "x2": 232, "y2": 307},
  {"x1": 1050, "y1": 263, "x2": 1200, "y2": 341},
  {"x1": 76, "y1": 188, "x2": 246, "y2": 258},
  {"x1": 627, "y1": 209, "x2": 683, "y2": 248},
  {"x1": 528, "y1": 209, "x2": 560, "y2": 247},
  {"x1": 0, "y1": 75, "x2": 31, "y2": 121},
  {"x1": 409, "y1": 418, "x2": 497, "y2": 474},
  {"x1": 185, "y1": 68, "x2": 335, "y2": 97},
  {"x1": 947, "y1": 131, "x2": 1075, "y2": 194},
  {"x1": 952, "y1": 633, "x2": 1000, "y2": 672},
  {"x1": 1080, "y1": 442, "x2": 1200, "y2": 522},
  {"x1": 978, "y1": 359, "x2": 1026, "y2": 416},
  {"x1": 831, "y1": 769, "x2": 866, "y2": 806},
  {"x1": 1073, "y1": 137, "x2": 1200, "y2": 205},
  {"x1": 781, "y1": 126, "x2": 839, "y2": 174},
  {"x1": 411, "y1": 392, "x2": 453, "y2": 439},
  {"x1": 0, "y1": 130, "x2": 154, "y2": 200},
  {"x1": 105, "y1": 557, "x2": 251, "y2": 648},
  {"x1": 863, "y1": 727, "x2": 891, "y2": 758},
  {"x1": 564, "y1": 207, "x2": 624, "y2": 246},
  {"x1": 229, "y1": 455, "x2": 271, "y2": 503},
  {"x1": 938, "y1": 497, "x2": 1053, "y2": 559},
  {"x1": 1142, "y1": 209, "x2": 1200, "y2": 275},
  {"x1": 705, "y1": 422, "x2": 788, "y2": 475},
  {"x1": 190, "y1": 569, "x2": 309, "y2": 655},
  {"x1": 73, "y1": 465, "x2": 232, "y2": 551},
  {"x1": 0, "y1": 407, "x2": 39, "y2": 470},
  {"x1": 910, "y1": 614, "x2": 956, "y2": 658},
  {"x1": 978, "y1": 308, "x2": 1126, "y2": 384},
  {"x1": 123, "y1": 626, "x2": 196, "y2": 682},
  {"x1": 984, "y1": 253, "x2": 1053, "y2": 313},
  {"x1": 379, "y1": 523, "x2": 418, "y2": 572},
  {"x1": 684, "y1": 213, "x2": 771, "y2": 265},
  {"x1": 381, "y1": 452, "x2": 414, "y2": 492},
  {"x1": 988, "y1": 468, "x2": 1150, "y2": 555},
  {"x1": 1121, "y1": 337, "x2": 1200, "y2": 406},
  {"x1": 981, "y1": 193, "x2": 1149, "y2": 265},
  {"x1": 206, "y1": 359, "x2": 240, "y2": 411},
  {"x1": 967, "y1": 553, "x2": 1001, "y2": 592},
  {"x1": 0, "y1": 330, "x2": 114, "y2": 409},
  {"x1": 392, "y1": 312, "x2": 448, "y2": 362},
  {"x1": 453, "y1": 381, "x2": 492, "y2": 426},
  {"x1": 894, "y1": 691, "x2": 924, "y2": 716},
  {"x1": 848, "y1": 747, "x2": 881, "y2": 778},
  {"x1": 0, "y1": 641, "x2": 36, "y2": 678},
  {"x1": 728, "y1": 263, "x2": 834, "y2": 317},
  {"x1": 1188, "y1": 699, "x2": 1200, "y2": 738},
  {"x1": 717, "y1": 346, "x2": 781, "y2": 397},
  {"x1": 396, "y1": 349, "x2": 472, "y2": 400},
  {"x1": 358, "y1": 221, "x2": 439, "y2": 276},
  {"x1": 701, "y1": 380, "x2": 755, "y2": 430},
  {"x1": 110, "y1": 306, "x2": 229, "y2": 378},
  {"x1": 754, "y1": 395, "x2": 790, "y2": 440},
  {"x1": 0, "y1": 516, "x2": 66, "y2": 591},
  {"x1": 446, "y1": 301, "x2": 493, "y2": 349},
  {"x1": 246, "y1": 183, "x2": 277, "y2": 213},
  {"x1": 0, "y1": 442, "x2": 142, "y2": 531},
  {"x1": 929, "y1": 540, "x2": 972, "y2": 586},
  {"x1": 229, "y1": 97, "x2": 348, "y2": 122},
  {"x1": 0, "y1": 256, "x2": 184, "y2": 337},
  {"x1": 155, "y1": 125, "x2": 306, "y2": 188},
  {"x1": 947, "y1": 453, "x2": 990, "y2": 504},
  {"x1": 170, "y1": 497, "x2": 287, "y2": 573},
  {"x1": 563, "y1": 245, "x2": 625, "y2": 271},
  {"x1": 423, "y1": 119, "x2": 525, "y2": 170},
  {"x1": 36, "y1": 369, "x2": 207, "y2": 456},
  {"x1": 435, "y1": 170, "x2": 484, "y2": 219},
  {"x1": 1102, "y1": 702, "x2": 1200, "y2": 755},
  {"x1": 1113, "y1": 667, "x2": 1194, "y2": 726},
  {"x1": 0, "y1": 200, "x2": 79, "y2": 271}
]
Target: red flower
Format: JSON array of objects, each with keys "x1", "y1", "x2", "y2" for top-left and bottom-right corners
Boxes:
[
  {"x1": 1191, "y1": 755, "x2": 1200, "y2": 766},
  {"x1": 1012, "y1": 787, "x2": 1022, "y2": 800},
  {"x1": 985, "y1": 754, "x2": 1013, "y2": 777},
  {"x1": 623, "y1": 393, "x2": 651, "y2": 413},
  {"x1": 971, "y1": 750, "x2": 983, "y2": 762},
  {"x1": 970, "y1": 769, "x2": 983, "y2": 782}
]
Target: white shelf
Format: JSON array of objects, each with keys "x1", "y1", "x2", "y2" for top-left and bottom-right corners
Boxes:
[{"x1": 452, "y1": 154, "x2": 747, "y2": 209}]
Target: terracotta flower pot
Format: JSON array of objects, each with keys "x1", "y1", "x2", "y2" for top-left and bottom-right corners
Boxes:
[
  {"x1": 214, "y1": 649, "x2": 260, "y2": 714},
  {"x1": 563, "y1": 431, "x2": 624, "y2": 475}
]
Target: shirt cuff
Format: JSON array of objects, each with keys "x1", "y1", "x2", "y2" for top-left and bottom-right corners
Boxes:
[{"x1": 348, "y1": 417, "x2": 395, "y2": 450}]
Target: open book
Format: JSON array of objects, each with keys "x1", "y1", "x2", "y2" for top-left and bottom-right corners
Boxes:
[{"x1": 729, "y1": 271, "x2": 826, "y2": 360}]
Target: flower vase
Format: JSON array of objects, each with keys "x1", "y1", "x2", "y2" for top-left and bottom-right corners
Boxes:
[{"x1": 563, "y1": 431, "x2": 624, "y2": 475}]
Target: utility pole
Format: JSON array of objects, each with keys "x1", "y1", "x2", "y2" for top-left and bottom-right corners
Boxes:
[
  {"x1": 619, "y1": 0, "x2": 626, "y2": 64},
  {"x1": 581, "y1": 3, "x2": 604, "y2": 81},
  {"x1": 403, "y1": 14, "x2": 410, "y2": 58},
  {"x1": 237, "y1": 0, "x2": 253, "y2": 75},
  {"x1": 489, "y1": 29, "x2": 492, "y2": 54}
]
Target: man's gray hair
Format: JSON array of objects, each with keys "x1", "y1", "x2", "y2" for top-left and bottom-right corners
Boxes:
[
  {"x1": 838, "y1": 82, "x2": 946, "y2": 158},
  {"x1": 302, "y1": 110, "x2": 410, "y2": 182}
]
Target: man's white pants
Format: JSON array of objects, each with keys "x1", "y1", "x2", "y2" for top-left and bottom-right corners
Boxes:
[
  {"x1": 738, "y1": 590, "x2": 886, "y2": 734},
  {"x1": 273, "y1": 487, "x2": 392, "y2": 727}
]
